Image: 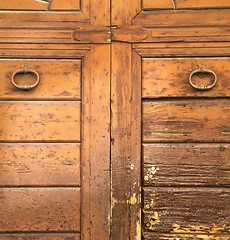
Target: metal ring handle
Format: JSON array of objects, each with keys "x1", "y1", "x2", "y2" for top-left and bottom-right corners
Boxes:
[
  {"x1": 12, "y1": 67, "x2": 40, "y2": 90},
  {"x1": 189, "y1": 68, "x2": 217, "y2": 90}
]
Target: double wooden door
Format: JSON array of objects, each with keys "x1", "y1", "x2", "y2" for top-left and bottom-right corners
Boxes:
[{"x1": 0, "y1": 0, "x2": 230, "y2": 239}]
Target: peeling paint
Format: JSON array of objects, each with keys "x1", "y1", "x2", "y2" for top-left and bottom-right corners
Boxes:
[
  {"x1": 151, "y1": 128, "x2": 183, "y2": 136},
  {"x1": 171, "y1": 223, "x2": 229, "y2": 234},
  {"x1": 130, "y1": 163, "x2": 135, "y2": 171}
]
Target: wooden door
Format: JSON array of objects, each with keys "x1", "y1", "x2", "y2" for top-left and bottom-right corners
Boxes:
[
  {"x1": 1, "y1": 0, "x2": 230, "y2": 239},
  {"x1": 110, "y1": 1, "x2": 230, "y2": 240},
  {"x1": 0, "y1": 0, "x2": 110, "y2": 239}
]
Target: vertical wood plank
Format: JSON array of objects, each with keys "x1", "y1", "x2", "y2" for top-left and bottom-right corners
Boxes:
[
  {"x1": 111, "y1": 0, "x2": 141, "y2": 25},
  {"x1": 81, "y1": 45, "x2": 110, "y2": 240},
  {"x1": 91, "y1": 0, "x2": 110, "y2": 26},
  {"x1": 130, "y1": 50, "x2": 142, "y2": 240},
  {"x1": 111, "y1": 44, "x2": 141, "y2": 239}
]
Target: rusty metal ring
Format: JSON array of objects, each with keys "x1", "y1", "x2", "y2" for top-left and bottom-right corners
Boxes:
[
  {"x1": 12, "y1": 67, "x2": 40, "y2": 90},
  {"x1": 189, "y1": 68, "x2": 217, "y2": 90}
]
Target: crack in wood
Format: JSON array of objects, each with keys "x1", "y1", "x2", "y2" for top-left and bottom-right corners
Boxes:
[{"x1": 171, "y1": 0, "x2": 176, "y2": 9}]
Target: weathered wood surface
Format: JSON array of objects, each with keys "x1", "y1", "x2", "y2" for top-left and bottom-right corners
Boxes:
[
  {"x1": 143, "y1": 187, "x2": 230, "y2": 233},
  {"x1": 142, "y1": 58, "x2": 230, "y2": 98},
  {"x1": 73, "y1": 27, "x2": 110, "y2": 43},
  {"x1": 0, "y1": 143, "x2": 80, "y2": 186},
  {"x1": 0, "y1": 188, "x2": 80, "y2": 232},
  {"x1": 133, "y1": 10, "x2": 230, "y2": 27},
  {"x1": 50, "y1": 0, "x2": 80, "y2": 10},
  {"x1": 0, "y1": 60, "x2": 81, "y2": 100},
  {"x1": 0, "y1": 234, "x2": 80, "y2": 240},
  {"x1": 142, "y1": 0, "x2": 230, "y2": 10},
  {"x1": 111, "y1": 0, "x2": 140, "y2": 25},
  {"x1": 142, "y1": 0, "x2": 175, "y2": 9},
  {"x1": 80, "y1": 45, "x2": 110, "y2": 239},
  {"x1": 142, "y1": 100, "x2": 230, "y2": 143},
  {"x1": 143, "y1": 143, "x2": 230, "y2": 187},
  {"x1": 111, "y1": 44, "x2": 142, "y2": 240},
  {"x1": 0, "y1": 0, "x2": 80, "y2": 11},
  {"x1": 143, "y1": 232, "x2": 230, "y2": 239},
  {"x1": 0, "y1": 101, "x2": 81, "y2": 142}
]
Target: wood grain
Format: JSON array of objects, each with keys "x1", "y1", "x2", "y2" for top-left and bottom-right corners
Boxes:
[
  {"x1": 142, "y1": 100, "x2": 230, "y2": 143},
  {"x1": 143, "y1": 143, "x2": 230, "y2": 187},
  {"x1": 143, "y1": 187, "x2": 230, "y2": 233},
  {"x1": 175, "y1": 0, "x2": 230, "y2": 9},
  {"x1": 142, "y1": 0, "x2": 230, "y2": 10},
  {"x1": 142, "y1": 0, "x2": 175, "y2": 10},
  {"x1": 0, "y1": 0, "x2": 49, "y2": 10},
  {"x1": 111, "y1": 45, "x2": 142, "y2": 240},
  {"x1": 0, "y1": 234, "x2": 80, "y2": 240},
  {"x1": 81, "y1": 45, "x2": 110, "y2": 239},
  {"x1": 0, "y1": 0, "x2": 80, "y2": 11},
  {"x1": 112, "y1": 0, "x2": 141, "y2": 25},
  {"x1": 0, "y1": 101, "x2": 81, "y2": 142},
  {"x1": 143, "y1": 232, "x2": 230, "y2": 239},
  {"x1": 0, "y1": 143, "x2": 80, "y2": 186},
  {"x1": 0, "y1": 60, "x2": 81, "y2": 100},
  {"x1": 142, "y1": 58, "x2": 230, "y2": 98},
  {"x1": 50, "y1": 0, "x2": 80, "y2": 10},
  {"x1": 0, "y1": 188, "x2": 80, "y2": 232}
]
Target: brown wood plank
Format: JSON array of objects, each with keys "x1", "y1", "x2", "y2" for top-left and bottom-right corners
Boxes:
[
  {"x1": 175, "y1": 0, "x2": 230, "y2": 9},
  {"x1": 143, "y1": 143, "x2": 230, "y2": 187},
  {"x1": 81, "y1": 45, "x2": 110, "y2": 239},
  {"x1": 132, "y1": 10, "x2": 230, "y2": 27},
  {"x1": 142, "y1": 0, "x2": 230, "y2": 10},
  {"x1": 142, "y1": 0, "x2": 175, "y2": 10},
  {"x1": 0, "y1": 233, "x2": 80, "y2": 240},
  {"x1": 0, "y1": 143, "x2": 80, "y2": 186},
  {"x1": 111, "y1": 42, "x2": 132, "y2": 239},
  {"x1": 143, "y1": 187, "x2": 230, "y2": 233},
  {"x1": 0, "y1": 0, "x2": 49, "y2": 10},
  {"x1": 143, "y1": 232, "x2": 230, "y2": 239},
  {"x1": 142, "y1": 100, "x2": 230, "y2": 143},
  {"x1": 0, "y1": 12, "x2": 88, "y2": 22},
  {"x1": 111, "y1": 45, "x2": 142, "y2": 239},
  {"x1": 50, "y1": 0, "x2": 80, "y2": 10},
  {"x1": 0, "y1": 30, "x2": 72, "y2": 43},
  {"x1": 142, "y1": 58, "x2": 230, "y2": 98},
  {"x1": 0, "y1": 101, "x2": 81, "y2": 142},
  {"x1": 0, "y1": 188, "x2": 80, "y2": 232},
  {"x1": 0, "y1": 60, "x2": 81, "y2": 100},
  {"x1": 112, "y1": 0, "x2": 141, "y2": 25}
]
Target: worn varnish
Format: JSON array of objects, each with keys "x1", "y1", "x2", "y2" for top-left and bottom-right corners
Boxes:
[
  {"x1": 143, "y1": 144, "x2": 230, "y2": 187},
  {"x1": 142, "y1": 0, "x2": 230, "y2": 10},
  {"x1": 142, "y1": 58, "x2": 230, "y2": 98},
  {"x1": 143, "y1": 187, "x2": 230, "y2": 233},
  {"x1": 0, "y1": 0, "x2": 80, "y2": 11},
  {"x1": 0, "y1": 188, "x2": 80, "y2": 232},
  {"x1": 0, "y1": 143, "x2": 80, "y2": 186},
  {"x1": 0, "y1": 101, "x2": 80, "y2": 141},
  {"x1": 143, "y1": 232, "x2": 230, "y2": 239},
  {"x1": 0, "y1": 234, "x2": 80, "y2": 240},
  {"x1": 142, "y1": 100, "x2": 230, "y2": 142}
]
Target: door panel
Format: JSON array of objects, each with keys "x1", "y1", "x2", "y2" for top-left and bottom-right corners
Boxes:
[
  {"x1": 0, "y1": 188, "x2": 80, "y2": 232},
  {"x1": 143, "y1": 188, "x2": 230, "y2": 233},
  {"x1": 0, "y1": 101, "x2": 81, "y2": 141},
  {"x1": 143, "y1": 144, "x2": 230, "y2": 187},
  {"x1": 142, "y1": 0, "x2": 230, "y2": 10},
  {"x1": 0, "y1": 44, "x2": 110, "y2": 240},
  {"x1": 0, "y1": 0, "x2": 81, "y2": 11},
  {"x1": 0, "y1": 143, "x2": 80, "y2": 186},
  {"x1": 142, "y1": 100, "x2": 230, "y2": 142},
  {"x1": 0, "y1": 59, "x2": 81, "y2": 100},
  {"x1": 142, "y1": 58, "x2": 230, "y2": 98}
]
